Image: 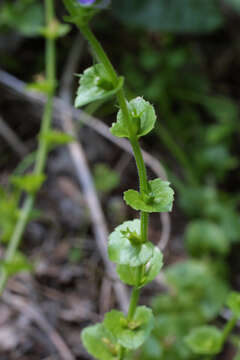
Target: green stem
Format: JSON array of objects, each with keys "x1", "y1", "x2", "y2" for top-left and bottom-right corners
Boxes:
[
  {"x1": 127, "y1": 287, "x2": 141, "y2": 321},
  {"x1": 208, "y1": 315, "x2": 238, "y2": 360},
  {"x1": 0, "y1": 0, "x2": 56, "y2": 295},
  {"x1": 222, "y1": 315, "x2": 238, "y2": 345},
  {"x1": 78, "y1": 24, "x2": 150, "y2": 358}
]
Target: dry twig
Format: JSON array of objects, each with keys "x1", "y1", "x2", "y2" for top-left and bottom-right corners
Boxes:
[
  {"x1": 2, "y1": 291, "x2": 75, "y2": 360},
  {"x1": 0, "y1": 115, "x2": 28, "y2": 157}
]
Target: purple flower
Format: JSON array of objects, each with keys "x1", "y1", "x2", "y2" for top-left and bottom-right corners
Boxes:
[
  {"x1": 77, "y1": 0, "x2": 110, "y2": 8},
  {"x1": 78, "y1": 0, "x2": 95, "y2": 5}
]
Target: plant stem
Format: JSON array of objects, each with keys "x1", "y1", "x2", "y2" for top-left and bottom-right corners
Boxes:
[
  {"x1": 0, "y1": 0, "x2": 56, "y2": 295},
  {"x1": 207, "y1": 315, "x2": 238, "y2": 360},
  {"x1": 127, "y1": 287, "x2": 141, "y2": 321},
  {"x1": 222, "y1": 315, "x2": 238, "y2": 345},
  {"x1": 78, "y1": 24, "x2": 151, "y2": 357}
]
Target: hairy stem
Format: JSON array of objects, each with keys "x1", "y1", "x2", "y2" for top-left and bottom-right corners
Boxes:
[
  {"x1": 78, "y1": 24, "x2": 150, "y2": 357},
  {"x1": 127, "y1": 287, "x2": 141, "y2": 321},
  {"x1": 0, "y1": 0, "x2": 56, "y2": 294}
]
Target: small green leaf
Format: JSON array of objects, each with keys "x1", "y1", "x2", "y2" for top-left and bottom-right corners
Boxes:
[
  {"x1": 124, "y1": 179, "x2": 174, "y2": 213},
  {"x1": 104, "y1": 306, "x2": 154, "y2": 350},
  {"x1": 0, "y1": 251, "x2": 33, "y2": 276},
  {"x1": 185, "y1": 325, "x2": 222, "y2": 355},
  {"x1": 117, "y1": 246, "x2": 163, "y2": 286},
  {"x1": 0, "y1": 189, "x2": 19, "y2": 243},
  {"x1": 75, "y1": 64, "x2": 124, "y2": 107},
  {"x1": 11, "y1": 174, "x2": 46, "y2": 193},
  {"x1": 81, "y1": 323, "x2": 120, "y2": 360},
  {"x1": 0, "y1": 2, "x2": 44, "y2": 37},
  {"x1": 40, "y1": 130, "x2": 75, "y2": 148},
  {"x1": 227, "y1": 0, "x2": 240, "y2": 12},
  {"x1": 110, "y1": 97, "x2": 156, "y2": 138},
  {"x1": 108, "y1": 219, "x2": 154, "y2": 266},
  {"x1": 94, "y1": 163, "x2": 120, "y2": 193},
  {"x1": 185, "y1": 220, "x2": 229, "y2": 257},
  {"x1": 40, "y1": 20, "x2": 71, "y2": 39},
  {"x1": 26, "y1": 80, "x2": 54, "y2": 95},
  {"x1": 227, "y1": 292, "x2": 240, "y2": 318}
]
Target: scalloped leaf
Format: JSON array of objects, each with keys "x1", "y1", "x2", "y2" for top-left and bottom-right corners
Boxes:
[
  {"x1": 185, "y1": 325, "x2": 222, "y2": 355},
  {"x1": 124, "y1": 179, "x2": 174, "y2": 213},
  {"x1": 104, "y1": 306, "x2": 154, "y2": 350},
  {"x1": 108, "y1": 219, "x2": 154, "y2": 266},
  {"x1": 81, "y1": 323, "x2": 120, "y2": 360},
  {"x1": 117, "y1": 246, "x2": 163, "y2": 287},
  {"x1": 11, "y1": 174, "x2": 46, "y2": 194},
  {"x1": 110, "y1": 97, "x2": 156, "y2": 139},
  {"x1": 227, "y1": 292, "x2": 240, "y2": 317},
  {"x1": 75, "y1": 64, "x2": 123, "y2": 107}
]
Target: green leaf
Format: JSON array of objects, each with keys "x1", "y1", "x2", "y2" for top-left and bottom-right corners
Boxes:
[
  {"x1": 94, "y1": 163, "x2": 120, "y2": 193},
  {"x1": 163, "y1": 260, "x2": 229, "y2": 321},
  {"x1": 112, "y1": 0, "x2": 223, "y2": 34},
  {"x1": 0, "y1": 1, "x2": 44, "y2": 37},
  {"x1": 0, "y1": 251, "x2": 33, "y2": 276},
  {"x1": 117, "y1": 246, "x2": 163, "y2": 286},
  {"x1": 0, "y1": 189, "x2": 19, "y2": 243},
  {"x1": 227, "y1": 0, "x2": 240, "y2": 12},
  {"x1": 40, "y1": 21, "x2": 71, "y2": 39},
  {"x1": 11, "y1": 174, "x2": 46, "y2": 193},
  {"x1": 185, "y1": 325, "x2": 222, "y2": 355},
  {"x1": 110, "y1": 97, "x2": 156, "y2": 138},
  {"x1": 124, "y1": 179, "x2": 174, "y2": 213},
  {"x1": 203, "y1": 96, "x2": 238, "y2": 124},
  {"x1": 108, "y1": 219, "x2": 154, "y2": 266},
  {"x1": 185, "y1": 220, "x2": 230, "y2": 257},
  {"x1": 75, "y1": 64, "x2": 124, "y2": 107},
  {"x1": 81, "y1": 323, "x2": 120, "y2": 360},
  {"x1": 104, "y1": 306, "x2": 154, "y2": 350},
  {"x1": 227, "y1": 292, "x2": 240, "y2": 318},
  {"x1": 40, "y1": 130, "x2": 75, "y2": 148},
  {"x1": 26, "y1": 80, "x2": 54, "y2": 95}
]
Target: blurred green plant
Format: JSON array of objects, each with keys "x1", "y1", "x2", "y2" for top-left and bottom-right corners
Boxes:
[
  {"x1": 0, "y1": 0, "x2": 44, "y2": 36},
  {"x1": 139, "y1": 260, "x2": 229, "y2": 360},
  {"x1": 112, "y1": 0, "x2": 224, "y2": 33},
  {"x1": 93, "y1": 163, "x2": 120, "y2": 193}
]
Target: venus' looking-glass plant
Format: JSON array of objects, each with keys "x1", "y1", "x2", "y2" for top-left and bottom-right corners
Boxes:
[{"x1": 62, "y1": 0, "x2": 174, "y2": 359}]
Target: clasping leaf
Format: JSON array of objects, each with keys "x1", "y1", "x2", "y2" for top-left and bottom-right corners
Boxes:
[
  {"x1": 110, "y1": 97, "x2": 156, "y2": 139},
  {"x1": 81, "y1": 323, "x2": 120, "y2": 360},
  {"x1": 108, "y1": 219, "x2": 154, "y2": 267},
  {"x1": 117, "y1": 246, "x2": 163, "y2": 287},
  {"x1": 104, "y1": 306, "x2": 154, "y2": 350},
  {"x1": 185, "y1": 325, "x2": 222, "y2": 355},
  {"x1": 75, "y1": 64, "x2": 124, "y2": 107},
  {"x1": 124, "y1": 178, "x2": 174, "y2": 213}
]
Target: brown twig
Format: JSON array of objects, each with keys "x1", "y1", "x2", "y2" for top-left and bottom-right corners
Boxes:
[
  {"x1": 2, "y1": 291, "x2": 75, "y2": 360},
  {"x1": 0, "y1": 115, "x2": 28, "y2": 157}
]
